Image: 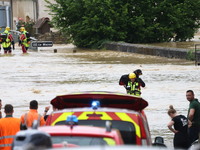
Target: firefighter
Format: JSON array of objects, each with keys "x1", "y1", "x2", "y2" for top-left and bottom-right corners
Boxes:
[
  {"x1": 0, "y1": 104, "x2": 20, "y2": 150},
  {"x1": 1, "y1": 27, "x2": 14, "y2": 54},
  {"x1": 19, "y1": 27, "x2": 30, "y2": 54},
  {"x1": 126, "y1": 73, "x2": 143, "y2": 96}
]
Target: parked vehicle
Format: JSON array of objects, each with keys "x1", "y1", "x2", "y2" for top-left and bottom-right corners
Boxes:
[
  {"x1": 39, "y1": 116, "x2": 124, "y2": 148},
  {"x1": 12, "y1": 116, "x2": 124, "y2": 149},
  {"x1": 46, "y1": 91, "x2": 165, "y2": 146}
]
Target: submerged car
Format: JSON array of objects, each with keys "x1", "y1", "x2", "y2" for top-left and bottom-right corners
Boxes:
[{"x1": 46, "y1": 91, "x2": 166, "y2": 147}]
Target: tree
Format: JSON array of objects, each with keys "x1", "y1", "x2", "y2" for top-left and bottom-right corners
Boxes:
[{"x1": 45, "y1": 0, "x2": 200, "y2": 48}]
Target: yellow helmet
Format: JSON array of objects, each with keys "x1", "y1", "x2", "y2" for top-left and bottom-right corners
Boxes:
[
  {"x1": 6, "y1": 26, "x2": 10, "y2": 31},
  {"x1": 20, "y1": 27, "x2": 25, "y2": 32},
  {"x1": 129, "y1": 73, "x2": 136, "y2": 79}
]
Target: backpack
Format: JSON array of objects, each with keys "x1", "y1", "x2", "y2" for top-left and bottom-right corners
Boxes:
[
  {"x1": 25, "y1": 32, "x2": 31, "y2": 42},
  {"x1": 0, "y1": 33, "x2": 7, "y2": 42},
  {"x1": 119, "y1": 74, "x2": 130, "y2": 86}
]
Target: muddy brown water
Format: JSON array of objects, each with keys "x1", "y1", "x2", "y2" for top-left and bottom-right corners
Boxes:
[{"x1": 0, "y1": 44, "x2": 200, "y2": 148}]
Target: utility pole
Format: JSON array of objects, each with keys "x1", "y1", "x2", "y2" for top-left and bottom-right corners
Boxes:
[{"x1": 10, "y1": 0, "x2": 13, "y2": 29}]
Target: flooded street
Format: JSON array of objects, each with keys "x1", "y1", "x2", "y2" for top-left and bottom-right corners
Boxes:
[{"x1": 0, "y1": 45, "x2": 200, "y2": 148}]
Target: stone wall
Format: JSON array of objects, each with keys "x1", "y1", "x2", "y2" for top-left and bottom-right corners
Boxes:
[
  {"x1": 104, "y1": 42, "x2": 200, "y2": 61},
  {"x1": 35, "y1": 32, "x2": 69, "y2": 44}
]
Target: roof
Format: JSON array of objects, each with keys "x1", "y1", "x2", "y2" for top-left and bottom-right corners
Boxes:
[
  {"x1": 38, "y1": 125, "x2": 121, "y2": 139},
  {"x1": 51, "y1": 91, "x2": 148, "y2": 111},
  {"x1": 33, "y1": 17, "x2": 50, "y2": 28},
  {"x1": 53, "y1": 107, "x2": 140, "y2": 114}
]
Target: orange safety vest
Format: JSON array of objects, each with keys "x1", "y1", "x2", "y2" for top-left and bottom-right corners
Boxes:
[
  {"x1": 21, "y1": 109, "x2": 46, "y2": 128},
  {"x1": 0, "y1": 117, "x2": 20, "y2": 150}
]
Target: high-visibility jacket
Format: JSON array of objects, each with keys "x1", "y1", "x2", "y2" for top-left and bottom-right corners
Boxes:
[
  {"x1": 127, "y1": 81, "x2": 141, "y2": 96},
  {"x1": 21, "y1": 109, "x2": 46, "y2": 128},
  {"x1": 0, "y1": 116, "x2": 20, "y2": 150},
  {"x1": 19, "y1": 31, "x2": 30, "y2": 47},
  {"x1": 2, "y1": 31, "x2": 13, "y2": 48}
]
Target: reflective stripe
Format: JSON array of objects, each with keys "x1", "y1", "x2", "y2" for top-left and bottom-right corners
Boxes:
[
  {"x1": 127, "y1": 81, "x2": 141, "y2": 96},
  {"x1": 77, "y1": 112, "x2": 90, "y2": 120},
  {"x1": 0, "y1": 144, "x2": 12, "y2": 147},
  {"x1": 115, "y1": 112, "x2": 141, "y2": 138},
  {"x1": 79, "y1": 112, "x2": 112, "y2": 120},
  {"x1": 103, "y1": 138, "x2": 116, "y2": 145},
  {"x1": 24, "y1": 113, "x2": 42, "y2": 127},
  {"x1": 24, "y1": 113, "x2": 28, "y2": 126},
  {"x1": 0, "y1": 135, "x2": 15, "y2": 140},
  {"x1": 53, "y1": 111, "x2": 141, "y2": 138},
  {"x1": 97, "y1": 112, "x2": 112, "y2": 120},
  {"x1": 52, "y1": 112, "x2": 73, "y2": 126}
]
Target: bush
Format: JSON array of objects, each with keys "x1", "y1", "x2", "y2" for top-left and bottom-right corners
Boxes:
[{"x1": 186, "y1": 50, "x2": 195, "y2": 61}]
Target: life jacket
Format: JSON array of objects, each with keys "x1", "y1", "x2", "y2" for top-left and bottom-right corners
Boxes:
[
  {"x1": 25, "y1": 32, "x2": 31, "y2": 42},
  {"x1": 127, "y1": 81, "x2": 141, "y2": 96},
  {"x1": 0, "y1": 33, "x2": 7, "y2": 43},
  {"x1": 20, "y1": 31, "x2": 30, "y2": 47},
  {"x1": 119, "y1": 74, "x2": 130, "y2": 86},
  {"x1": 1, "y1": 33, "x2": 11, "y2": 48}
]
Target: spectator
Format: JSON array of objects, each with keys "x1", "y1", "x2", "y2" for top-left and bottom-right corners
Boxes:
[
  {"x1": 43, "y1": 105, "x2": 58, "y2": 121},
  {"x1": 21, "y1": 100, "x2": 46, "y2": 129},
  {"x1": 43, "y1": 106, "x2": 50, "y2": 121},
  {"x1": 186, "y1": 90, "x2": 200, "y2": 145},
  {"x1": 0, "y1": 104, "x2": 20, "y2": 150},
  {"x1": 167, "y1": 105, "x2": 190, "y2": 149}
]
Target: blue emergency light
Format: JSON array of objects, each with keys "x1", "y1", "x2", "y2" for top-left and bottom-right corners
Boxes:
[
  {"x1": 66, "y1": 115, "x2": 78, "y2": 125},
  {"x1": 91, "y1": 100, "x2": 100, "y2": 110}
]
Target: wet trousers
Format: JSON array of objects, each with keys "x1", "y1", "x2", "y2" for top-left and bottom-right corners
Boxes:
[{"x1": 21, "y1": 45, "x2": 29, "y2": 53}]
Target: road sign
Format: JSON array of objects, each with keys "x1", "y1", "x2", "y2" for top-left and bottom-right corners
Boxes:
[{"x1": 31, "y1": 41, "x2": 53, "y2": 47}]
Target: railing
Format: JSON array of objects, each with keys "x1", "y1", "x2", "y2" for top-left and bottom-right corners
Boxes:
[{"x1": 10, "y1": 30, "x2": 37, "y2": 43}]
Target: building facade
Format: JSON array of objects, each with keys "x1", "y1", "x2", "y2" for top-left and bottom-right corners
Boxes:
[{"x1": 0, "y1": 0, "x2": 53, "y2": 30}]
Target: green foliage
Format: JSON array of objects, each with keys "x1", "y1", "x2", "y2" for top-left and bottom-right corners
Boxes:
[
  {"x1": 186, "y1": 49, "x2": 195, "y2": 61},
  {"x1": 45, "y1": 0, "x2": 200, "y2": 48},
  {"x1": 16, "y1": 20, "x2": 35, "y2": 35}
]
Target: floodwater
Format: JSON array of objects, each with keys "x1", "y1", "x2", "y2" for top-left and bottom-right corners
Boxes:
[{"x1": 0, "y1": 44, "x2": 200, "y2": 148}]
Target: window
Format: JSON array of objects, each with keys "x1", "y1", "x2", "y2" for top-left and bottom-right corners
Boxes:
[
  {"x1": 51, "y1": 136, "x2": 116, "y2": 146},
  {"x1": 56, "y1": 120, "x2": 136, "y2": 144}
]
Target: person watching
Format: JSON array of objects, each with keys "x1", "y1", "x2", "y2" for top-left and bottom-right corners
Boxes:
[
  {"x1": 20, "y1": 100, "x2": 46, "y2": 129},
  {"x1": 0, "y1": 104, "x2": 20, "y2": 150},
  {"x1": 186, "y1": 90, "x2": 200, "y2": 145},
  {"x1": 167, "y1": 105, "x2": 190, "y2": 149}
]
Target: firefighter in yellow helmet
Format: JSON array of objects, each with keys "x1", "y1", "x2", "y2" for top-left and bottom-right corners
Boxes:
[
  {"x1": 1, "y1": 27, "x2": 14, "y2": 54},
  {"x1": 19, "y1": 27, "x2": 30, "y2": 53},
  {"x1": 126, "y1": 73, "x2": 142, "y2": 96}
]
